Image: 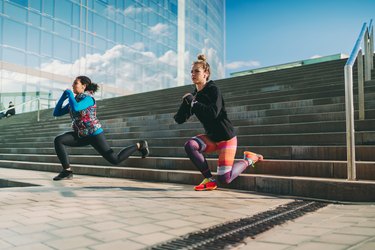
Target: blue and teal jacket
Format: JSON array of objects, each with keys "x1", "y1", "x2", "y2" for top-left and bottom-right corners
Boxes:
[{"x1": 53, "y1": 90, "x2": 103, "y2": 137}]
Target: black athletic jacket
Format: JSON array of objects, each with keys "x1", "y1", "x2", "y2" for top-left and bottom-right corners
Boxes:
[{"x1": 174, "y1": 80, "x2": 235, "y2": 142}]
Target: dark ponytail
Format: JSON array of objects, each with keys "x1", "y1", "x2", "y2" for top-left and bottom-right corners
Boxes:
[{"x1": 76, "y1": 75, "x2": 99, "y2": 93}]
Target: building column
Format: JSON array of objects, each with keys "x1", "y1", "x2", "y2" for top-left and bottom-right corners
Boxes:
[{"x1": 177, "y1": 0, "x2": 185, "y2": 86}]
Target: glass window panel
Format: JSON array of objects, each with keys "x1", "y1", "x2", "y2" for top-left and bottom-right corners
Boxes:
[
  {"x1": 29, "y1": 0, "x2": 41, "y2": 11},
  {"x1": 26, "y1": 54, "x2": 40, "y2": 68},
  {"x1": 82, "y1": 7, "x2": 86, "y2": 29},
  {"x1": 125, "y1": 16, "x2": 135, "y2": 29},
  {"x1": 42, "y1": 16, "x2": 53, "y2": 31},
  {"x1": 28, "y1": 11, "x2": 41, "y2": 26},
  {"x1": 72, "y1": 4, "x2": 80, "y2": 27},
  {"x1": 3, "y1": 19, "x2": 26, "y2": 50},
  {"x1": 93, "y1": 36, "x2": 106, "y2": 51},
  {"x1": 149, "y1": 12, "x2": 158, "y2": 26},
  {"x1": 71, "y1": 41, "x2": 79, "y2": 61},
  {"x1": 72, "y1": 28, "x2": 80, "y2": 40},
  {"x1": 115, "y1": 11, "x2": 123, "y2": 23},
  {"x1": 93, "y1": 14, "x2": 106, "y2": 37},
  {"x1": 87, "y1": 33, "x2": 94, "y2": 45},
  {"x1": 55, "y1": 21, "x2": 71, "y2": 37},
  {"x1": 55, "y1": 0, "x2": 72, "y2": 24},
  {"x1": 116, "y1": 0, "x2": 124, "y2": 10},
  {"x1": 41, "y1": 32, "x2": 53, "y2": 56},
  {"x1": 88, "y1": 11, "x2": 93, "y2": 32},
  {"x1": 86, "y1": 46, "x2": 94, "y2": 55},
  {"x1": 124, "y1": 0, "x2": 134, "y2": 9},
  {"x1": 88, "y1": 0, "x2": 94, "y2": 10},
  {"x1": 27, "y1": 26, "x2": 40, "y2": 53},
  {"x1": 0, "y1": 1, "x2": 3, "y2": 13},
  {"x1": 169, "y1": 2, "x2": 177, "y2": 15},
  {"x1": 3, "y1": 47, "x2": 26, "y2": 65},
  {"x1": 43, "y1": 0, "x2": 54, "y2": 16},
  {"x1": 0, "y1": 17, "x2": 2, "y2": 44},
  {"x1": 4, "y1": 2, "x2": 27, "y2": 23},
  {"x1": 94, "y1": 0, "x2": 107, "y2": 13},
  {"x1": 107, "y1": 21, "x2": 115, "y2": 41},
  {"x1": 123, "y1": 27, "x2": 134, "y2": 45},
  {"x1": 54, "y1": 36, "x2": 71, "y2": 62},
  {"x1": 115, "y1": 24, "x2": 123, "y2": 43},
  {"x1": 9, "y1": 0, "x2": 28, "y2": 7}
]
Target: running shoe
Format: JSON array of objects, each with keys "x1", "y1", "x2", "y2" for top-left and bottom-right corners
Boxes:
[
  {"x1": 138, "y1": 140, "x2": 149, "y2": 158},
  {"x1": 194, "y1": 178, "x2": 217, "y2": 191},
  {"x1": 243, "y1": 151, "x2": 264, "y2": 167},
  {"x1": 53, "y1": 169, "x2": 73, "y2": 181}
]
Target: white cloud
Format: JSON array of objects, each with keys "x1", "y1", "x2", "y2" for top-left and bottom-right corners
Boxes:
[
  {"x1": 201, "y1": 39, "x2": 225, "y2": 79},
  {"x1": 159, "y1": 50, "x2": 178, "y2": 66},
  {"x1": 40, "y1": 44, "x2": 178, "y2": 94},
  {"x1": 150, "y1": 23, "x2": 170, "y2": 36},
  {"x1": 124, "y1": 6, "x2": 152, "y2": 15},
  {"x1": 225, "y1": 60, "x2": 261, "y2": 70},
  {"x1": 105, "y1": 5, "x2": 152, "y2": 16}
]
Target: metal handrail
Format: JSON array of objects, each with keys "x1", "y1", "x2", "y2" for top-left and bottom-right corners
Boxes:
[
  {"x1": 344, "y1": 19, "x2": 374, "y2": 181},
  {"x1": 0, "y1": 97, "x2": 55, "y2": 122}
]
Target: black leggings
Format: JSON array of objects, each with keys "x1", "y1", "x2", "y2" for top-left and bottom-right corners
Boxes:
[{"x1": 54, "y1": 131, "x2": 137, "y2": 169}]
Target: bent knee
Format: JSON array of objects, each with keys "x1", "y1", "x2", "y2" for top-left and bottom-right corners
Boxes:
[
  {"x1": 54, "y1": 135, "x2": 64, "y2": 145},
  {"x1": 184, "y1": 139, "x2": 200, "y2": 152}
]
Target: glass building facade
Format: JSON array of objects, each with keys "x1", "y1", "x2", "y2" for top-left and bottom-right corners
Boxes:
[{"x1": 0, "y1": 0, "x2": 225, "y2": 113}]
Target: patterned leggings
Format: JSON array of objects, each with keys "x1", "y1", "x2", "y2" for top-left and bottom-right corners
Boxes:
[{"x1": 184, "y1": 134, "x2": 249, "y2": 184}]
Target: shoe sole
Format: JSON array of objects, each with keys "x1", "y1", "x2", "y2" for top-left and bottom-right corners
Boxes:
[
  {"x1": 53, "y1": 176, "x2": 73, "y2": 181},
  {"x1": 194, "y1": 186, "x2": 217, "y2": 191}
]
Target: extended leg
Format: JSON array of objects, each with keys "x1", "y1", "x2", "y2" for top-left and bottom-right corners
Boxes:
[{"x1": 90, "y1": 133, "x2": 138, "y2": 165}]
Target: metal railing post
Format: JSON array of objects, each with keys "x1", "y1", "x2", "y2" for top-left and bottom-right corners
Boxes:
[
  {"x1": 365, "y1": 29, "x2": 371, "y2": 81},
  {"x1": 344, "y1": 65, "x2": 356, "y2": 180},
  {"x1": 344, "y1": 22, "x2": 367, "y2": 181},
  {"x1": 371, "y1": 31, "x2": 374, "y2": 70},
  {"x1": 357, "y1": 50, "x2": 365, "y2": 120},
  {"x1": 37, "y1": 98, "x2": 40, "y2": 122}
]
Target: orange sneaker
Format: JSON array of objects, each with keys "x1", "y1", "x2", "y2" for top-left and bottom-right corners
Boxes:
[
  {"x1": 244, "y1": 151, "x2": 264, "y2": 167},
  {"x1": 194, "y1": 178, "x2": 217, "y2": 191}
]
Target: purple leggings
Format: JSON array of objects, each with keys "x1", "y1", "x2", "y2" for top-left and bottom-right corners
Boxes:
[{"x1": 184, "y1": 136, "x2": 249, "y2": 184}]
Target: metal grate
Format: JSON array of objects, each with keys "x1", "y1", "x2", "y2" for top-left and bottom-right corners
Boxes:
[{"x1": 149, "y1": 200, "x2": 328, "y2": 250}]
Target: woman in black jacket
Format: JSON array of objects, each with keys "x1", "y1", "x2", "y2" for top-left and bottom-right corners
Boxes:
[{"x1": 174, "y1": 54, "x2": 263, "y2": 191}]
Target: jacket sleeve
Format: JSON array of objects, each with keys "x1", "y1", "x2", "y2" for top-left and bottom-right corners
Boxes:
[
  {"x1": 192, "y1": 86, "x2": 222, "y2": 120},
  {"x1": 66, "y1": 90, "x2": 94, "y2": 112},
  {"x1": 174, "y1": 101, "x2": 192, "y2": 124},
  {"x1": 53, "y1": 92, "x2": 69, "y2": 117}
]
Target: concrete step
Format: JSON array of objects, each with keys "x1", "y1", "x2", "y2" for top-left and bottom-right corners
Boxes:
[
  {"x1": 0, "y1": 145, "x2": 374, "y2": 161},
  {"x1": 1, "y1": 153, "x2": 375, "y2": 180},
  {"x1": 1, "y1": 131, "x2": 375, "y2": 148},
  {"x1": 4, "y1": 119, "x2": 375, "y2": 143},
  {"x1": 0, "y1": 160, "x2": 373, "y2": 202}
]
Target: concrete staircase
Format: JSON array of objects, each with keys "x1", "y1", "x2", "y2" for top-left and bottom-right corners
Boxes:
[{"x1": 1, "y1": 58, "x2": 375, "y2": 202}]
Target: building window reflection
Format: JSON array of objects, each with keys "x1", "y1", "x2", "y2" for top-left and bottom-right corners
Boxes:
[{"x1": 0, "y1": 0, "x2": 225, "y2": 112}]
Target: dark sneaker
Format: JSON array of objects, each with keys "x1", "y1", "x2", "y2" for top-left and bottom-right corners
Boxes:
[
  {"x1": 53, "y1": 170, "x2": 73, "y2": 181},
  {"x1": 138, "y1": 140, "x2": 149, "y2": 158}
]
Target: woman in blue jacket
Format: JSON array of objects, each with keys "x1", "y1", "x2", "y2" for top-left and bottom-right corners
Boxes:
[{"x1": 53, "y1": 76, "x2": 149, "y2": 181}]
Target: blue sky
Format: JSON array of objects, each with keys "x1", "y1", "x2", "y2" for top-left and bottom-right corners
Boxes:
[{"x1": 225, "y1": 0, "x2": 375, "y2": 76}]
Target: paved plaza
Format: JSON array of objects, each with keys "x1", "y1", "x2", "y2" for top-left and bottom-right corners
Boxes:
[{"x1": 0, "y1": 168, "x2": 374, "y2": 250}]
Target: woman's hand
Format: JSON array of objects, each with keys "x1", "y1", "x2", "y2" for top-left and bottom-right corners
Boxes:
[
  {"x1": 182, "y1": 93, "x2": 194, "y2": 105},
  {"x1": 64, "y1": 89, "x2": 74, "y2": 98}
]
